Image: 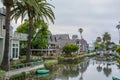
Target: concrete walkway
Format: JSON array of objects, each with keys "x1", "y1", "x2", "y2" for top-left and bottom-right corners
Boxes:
[{"x1": 5, "y1": 64, "x2": 44, "y2": 78}]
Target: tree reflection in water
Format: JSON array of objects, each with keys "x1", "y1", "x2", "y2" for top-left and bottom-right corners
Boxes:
[
  {"x1": 62, "y1": 64, "x2": 79, "y2": 78},
  {"x1": 78, "y1": 59, "x2": 89, "y2": 80},
  {"x1": 95, "y1": 60, "x2": 112, "y2": 77},
  {"x1": 103, "y1": 63, "x2": 112, "y2": 77},
  {"x1": 96, "y1": 61, "x2": 102, "y2": 72},
  {"x1": 58, "y1": 58, "x2": 90, "y2": 80},
  {"x1": 25, "y1": 59, "x2": 120, "y2": 80}
]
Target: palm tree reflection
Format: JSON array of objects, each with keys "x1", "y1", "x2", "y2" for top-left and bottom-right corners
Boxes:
[
  {"x1": 77, "y1": 59, "x2": 89, "y2": 80},
  {"x1": 96, "y1": 61, "x2": 102, "y2": 72},
  {"x1": 103, "y1": 63, "x2": 112, "y2": 77}
]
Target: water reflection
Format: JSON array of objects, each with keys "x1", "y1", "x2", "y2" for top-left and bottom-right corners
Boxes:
[
  {"x1": 53, "y1": 58, "x2": 89, "y2": 80},
  {"x1": 78, "y1": 59, "x2": 89, "y2": 80},
  {"x1": 103, "y1": 63, "x2": 112, "y2": 77},
  {"x1": 27, "y1": 58, "x2": 120, "y2": 80},
  {"x1": 94, "y1": 60, "x2": 112, "y2": 77}
]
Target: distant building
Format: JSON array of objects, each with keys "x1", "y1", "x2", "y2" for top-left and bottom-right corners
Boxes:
[
  {"x1": 72, "y1": 35, "x2": 78, "y2": 40},
  {"x1": 76, "y1": 39, "x2": 89, "y2": 53},
  {"x1": 48, "y1": 33, "x2": 88, "y2": 54}
]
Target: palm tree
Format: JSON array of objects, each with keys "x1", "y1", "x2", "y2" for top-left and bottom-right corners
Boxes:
[
  {"x1": 12, "y1": 0, "x2": 55, "y2": 62},
  {"x1": 78, "y1": 28, "x2": 83, "y2": 39},
  {"x1": 0, "y1": 0, "x2": 13, "y2": 71},
  {"x1": 116, "y1": 22, "x2": 120, "y2": 44},
  {"x1": 102, "y1": 32, "x2": 111, "y2": 54},
  {"x1": 96, "y1": 37, "x2": 102, "y2": 43},
  {"x1": 103, "y1": 32, "x2": 111, "y2": 43}
]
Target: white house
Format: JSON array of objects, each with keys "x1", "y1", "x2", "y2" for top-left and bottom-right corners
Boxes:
[{"x1": 0, "y1": 8, "x2": 28, "y2": 64}]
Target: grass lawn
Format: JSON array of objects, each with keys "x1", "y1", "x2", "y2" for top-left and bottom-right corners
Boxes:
[
  {"x1": 44, "y1": 60, "x2": 58, "y2": 69},
  {"x1": 0, "y1": 69, "x2": 5, "y2": 77}
]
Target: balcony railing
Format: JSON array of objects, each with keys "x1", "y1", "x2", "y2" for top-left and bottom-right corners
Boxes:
[{"x1": 12, "y1": 32, "x2": 28, "y2": 41}]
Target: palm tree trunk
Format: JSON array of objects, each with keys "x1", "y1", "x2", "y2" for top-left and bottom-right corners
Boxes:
[
  {"x1": 26, "y1": 12, "x2": 33, "y2": 63},
  {"x1": 80, "y1": 33, "x2": 82, "y2": 39},
  {"x1": 0, "y1": 4, "x2": 11, "y2": 71}
]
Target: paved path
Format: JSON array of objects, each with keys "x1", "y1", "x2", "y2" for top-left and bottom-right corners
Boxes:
[{"x1": 5, "y1": 64, "x2": 44, "y2": 78}]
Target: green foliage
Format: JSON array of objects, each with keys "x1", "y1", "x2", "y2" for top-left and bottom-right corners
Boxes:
[
  {"x1": 94, "y1": 32, "x2": 116, "y2": 51},
  {"x1": 16, "y1": 20, "x2": 49, "y2": 49},
  {"x1": 116, "y1": 45, "x2": 120, "y2": 56},
  {"x1": 116, "y1": 45, "x2": 120, "y2": 67},
  {"x1": 32, "y1": 21, "x2": 49, "y2": 49},
  {"x1": 62, "y1": 44, "x2": 79, "y2": 55},
  {"x1": 44, "y1": 60, "x2": 58, "y2": 69},
  {"x1": 0, "y1": 69, "x2": 5, "y2": 77},
  {"x1": 10, "y1": 72, "x2": 26, "y2": 80}
]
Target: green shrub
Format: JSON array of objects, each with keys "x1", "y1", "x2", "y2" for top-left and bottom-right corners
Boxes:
[
  {"x1": 62, "y1": 44, "x2": 79, "y2": 56},
  {"x1": 116, "y1": 45, "x2": 120, "y2": 56},
  {"x1": 10, "y1": 72, "x2": 26, "y2": 80}
]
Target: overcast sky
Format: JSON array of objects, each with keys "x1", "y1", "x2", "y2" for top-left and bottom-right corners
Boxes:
[
  {"x1": 48, "y1": 0, "x2": 120, "y2": 44},
  {"x1": 0, "y1": 0, "x2": 120, "y2": 44}
]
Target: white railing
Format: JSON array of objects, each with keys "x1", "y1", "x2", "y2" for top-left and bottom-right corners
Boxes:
[{"x1": 12, "y1": 32, "x2": 28, "y2": 41}]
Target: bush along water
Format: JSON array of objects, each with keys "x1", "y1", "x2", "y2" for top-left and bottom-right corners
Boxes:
[{"x1": 9, "y1": 72, "x2": 26, "y2": 80}]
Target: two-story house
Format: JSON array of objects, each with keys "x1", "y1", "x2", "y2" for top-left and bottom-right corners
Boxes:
[
  {"x1": 0, "y1": 8, "x2": 28, "y2": 64},
  {"x1": 48, "y1": 33, "x2": 88, "y2": 54}
]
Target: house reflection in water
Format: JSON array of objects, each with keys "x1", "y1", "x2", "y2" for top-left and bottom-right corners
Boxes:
[{"x1": 54, "y1": 58, "x2": 90, "y2": 80}]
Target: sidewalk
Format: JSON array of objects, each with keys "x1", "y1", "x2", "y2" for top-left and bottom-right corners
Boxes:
[{"x1": 5, "y1": 64, "x2": 44, "y2": 78}]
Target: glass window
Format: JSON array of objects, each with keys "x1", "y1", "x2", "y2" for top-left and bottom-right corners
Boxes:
[
  {"x1": 12, "y1": 48, "x2": 15, "y2": 58},
  {"x1": 16, "y1": 48, "x2": 18, "y2": 58},
  {"x1": 13, "y1": 44, "x2": 15, "y2": 47},
  {"x1": 16, "y1": 44, "x2": 18, "y2": 47},
  {"x1": 12, "y1": 43, "x2": 19, "y2": 58}
]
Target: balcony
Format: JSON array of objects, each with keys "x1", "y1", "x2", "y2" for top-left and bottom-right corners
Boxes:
[{"x1": 12, "y1": 32, "x2": 28, "y2": 41}]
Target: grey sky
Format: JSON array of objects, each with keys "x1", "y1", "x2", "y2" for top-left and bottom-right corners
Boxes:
[
  {"x1": 0, "y1": 0, "x2": 120, "y2": 44},
  {"x1": 48, "y1": 0, "x2": 120, "y2": 44}
]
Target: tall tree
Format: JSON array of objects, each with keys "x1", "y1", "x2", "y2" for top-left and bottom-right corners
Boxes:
[
  {"x1": 32, "y1": 22, "x2": 49, "y2": 49},
  {"x1": 0, "y1": 0, "x2": 13, "y2": 71},
  {"x1": 94, "y1": 36, "x2": 104, "y2": 51},
  {"x1": 95, "y1": 37, "x2": 102, "y2": 43},
  {"x1": 78, "y1": 28, "x2": 83, "y2": 39},
  {"x1": 103, "y1": 32, "x2": 111, "y2": 50},
  {"x1": 116, "y1": 22, "x2": 120, "y2": 44},
  {"x1": 16, "y1": 19, "x2": 49, "y2": 49},
  {"x1": 12, "y1": 0, "x2": 55, "y2": 62},
  {"x1": 103, "y1": 32, "x2": 111, "y2": 43}
]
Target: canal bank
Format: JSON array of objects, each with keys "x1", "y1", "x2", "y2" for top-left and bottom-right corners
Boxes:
[{"x1": 4, "y1": 64, "x2": 44, "y2": 80}]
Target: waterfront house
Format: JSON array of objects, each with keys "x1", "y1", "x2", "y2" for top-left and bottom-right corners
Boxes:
[
  {"x1": 0, "y1": 8, "x2": 28, "y2": 64},
  {"x1": 48, "y1": 33, "x2": 88, "y2": 54}
]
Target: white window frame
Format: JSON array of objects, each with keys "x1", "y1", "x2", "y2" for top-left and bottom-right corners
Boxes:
[{"x1": 11, "y1": 40, "x2": 19, "y2": 60}]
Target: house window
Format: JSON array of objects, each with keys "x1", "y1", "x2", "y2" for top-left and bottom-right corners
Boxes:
[{"x1": 12, "y1": 43, "x2": 19, "y2": 59}]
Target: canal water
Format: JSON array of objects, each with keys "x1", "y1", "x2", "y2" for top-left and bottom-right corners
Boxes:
[{"x1": 27, "y1": 58, "x2": 120, "y2": 80}]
